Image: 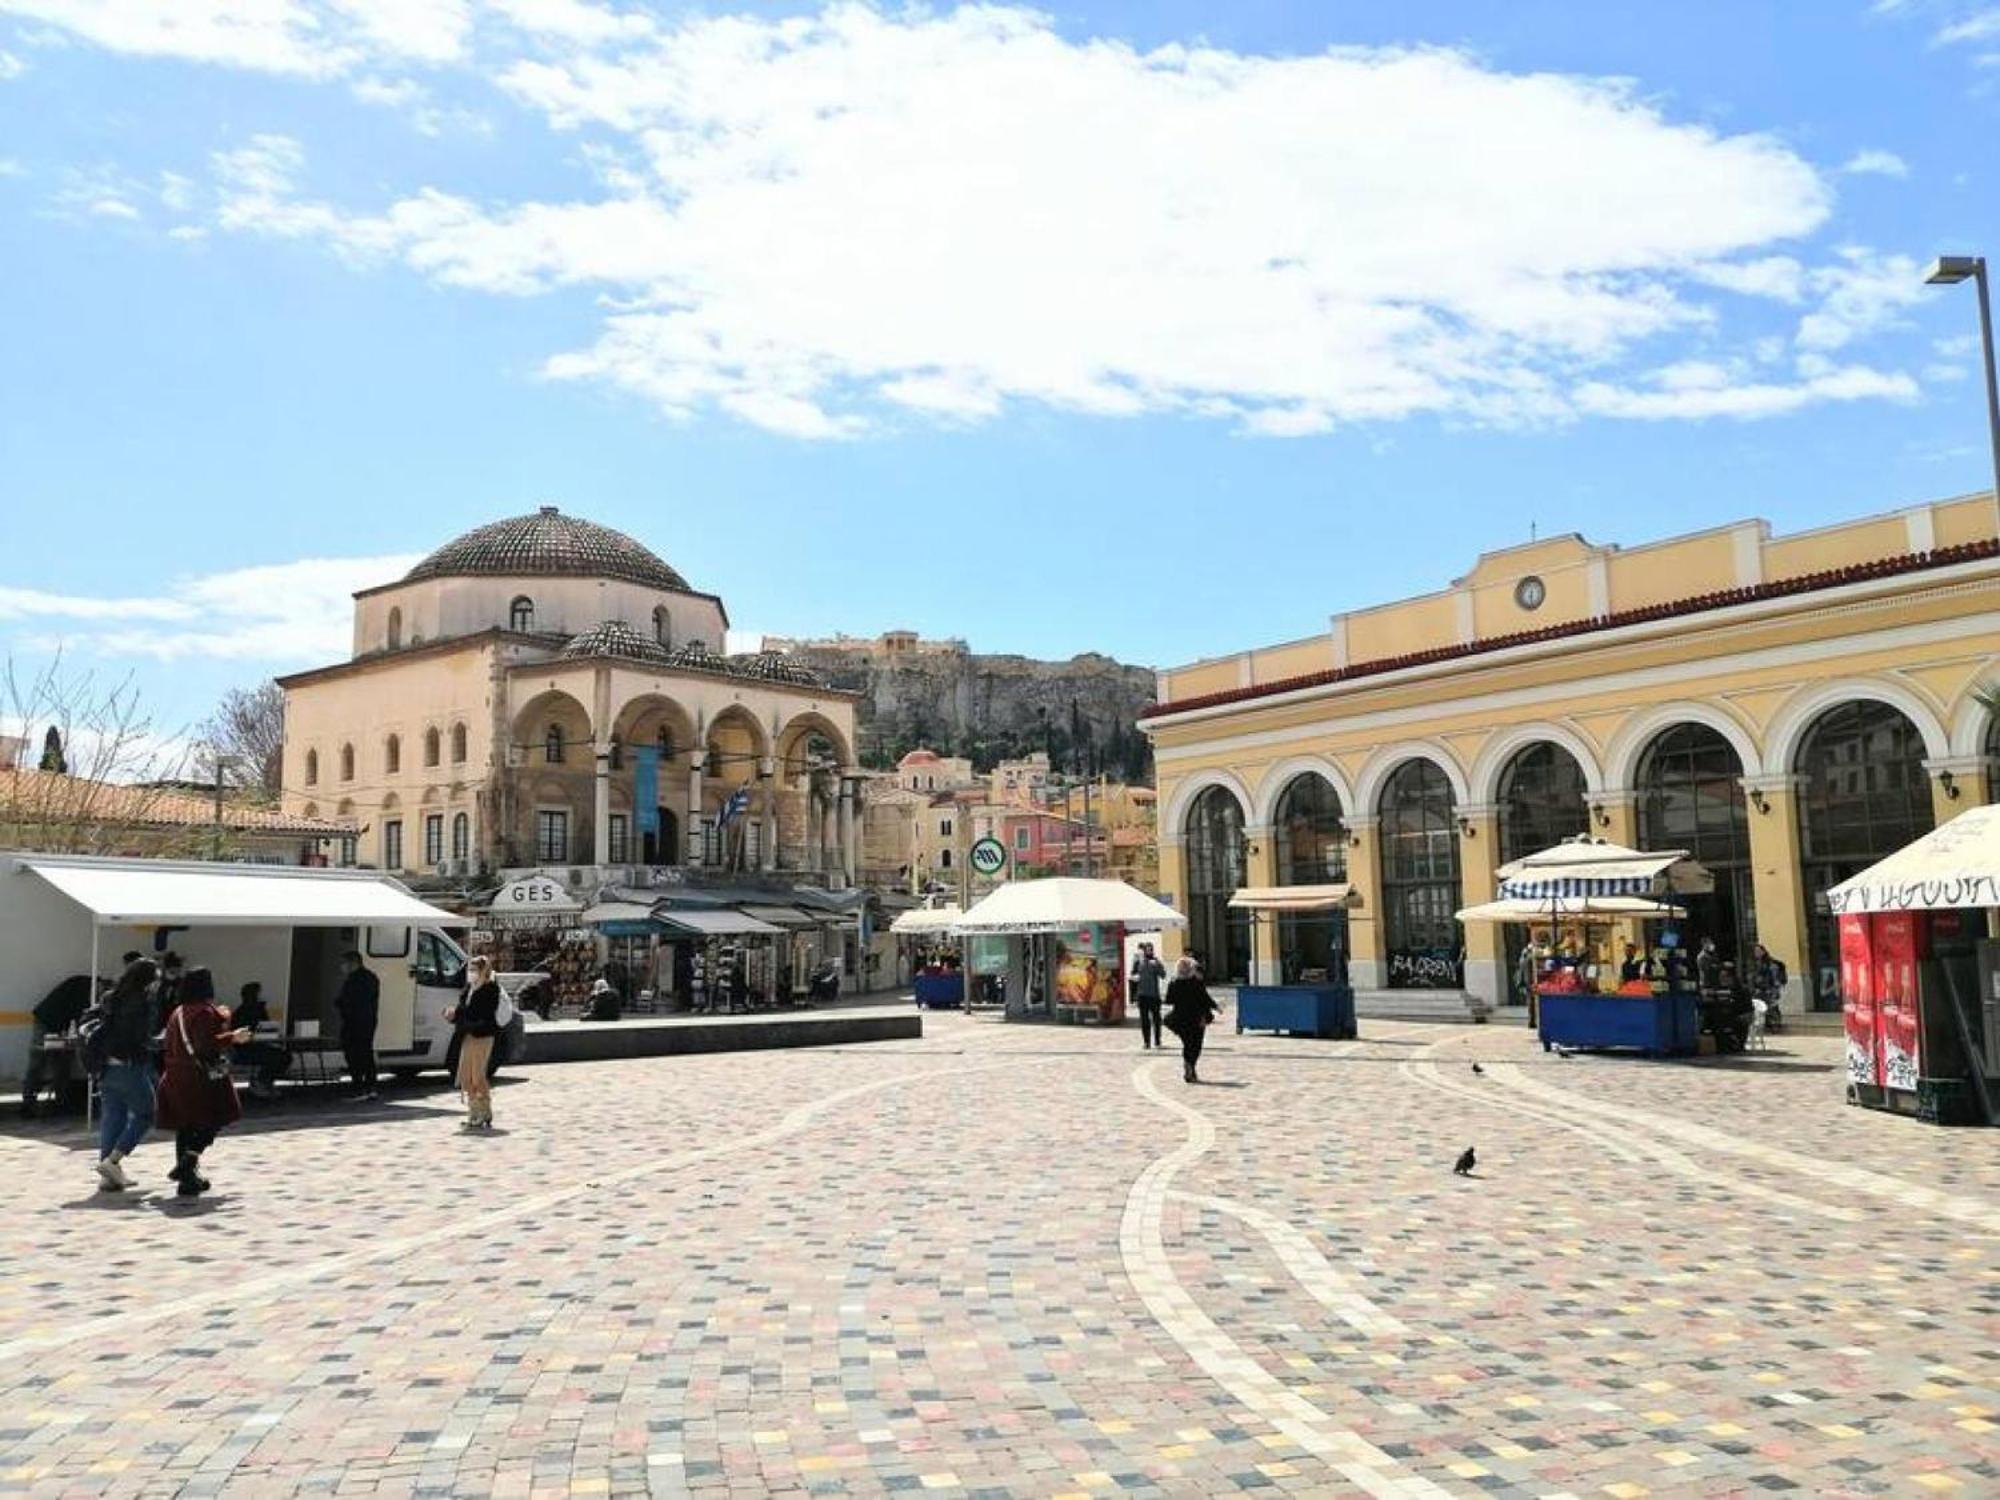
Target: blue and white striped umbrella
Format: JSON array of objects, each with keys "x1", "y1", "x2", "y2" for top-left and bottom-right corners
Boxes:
[{"x1": 1494, "y1": 836, "x2": 1714, "y2": 901}]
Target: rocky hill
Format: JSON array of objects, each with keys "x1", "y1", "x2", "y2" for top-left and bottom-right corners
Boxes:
[{"x1": 769, "y1": 634, "x2": 1158, "y2": 781}]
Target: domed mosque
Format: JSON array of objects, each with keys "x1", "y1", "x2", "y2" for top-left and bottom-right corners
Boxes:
[{"x1": 279, "y1": 507, "x2": 863, "y2": 904}]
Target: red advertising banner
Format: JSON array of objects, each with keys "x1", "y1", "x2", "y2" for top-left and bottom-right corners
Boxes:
[
  {"x1": 1839, "y1": 913, "x2": 1877, "y2": 1088},
  {"x1": 1871, "y1": 910, "x2": 1923, "y2": 1092}
]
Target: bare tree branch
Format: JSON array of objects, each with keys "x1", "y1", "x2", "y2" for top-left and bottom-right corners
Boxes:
[{"x1": 200, "y1": 681, "x2": 286, "y2": 802}]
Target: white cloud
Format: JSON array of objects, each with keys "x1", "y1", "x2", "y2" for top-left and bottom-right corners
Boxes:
[
  {"x1": 488, "y1": 0, "x2": 652, "y2": 47},
  {"x1": 1936, "y1": 9, "x2": 2000, "y2": 45},
  {"x1": 1576, "y1": 363, "x2": 1919, "y2": 420},
  {"x1": 1841, "y1": 148, "x2": 1910, "y2": 177},
  {"x1": 0, "y1": 0, "x2": 467, "y2": 77},
  {"x1": 0, "y1": 47, "x2": 25, "y2": 77},
  {"x1": 0, "y1": 554, "x2": 420, "y2": 662},
  {"x1": 0, "y1": 158, "x2": 24, "y2": 177},
  {"x1": 349, "y1": 74, "x2": 488, "y2": 135},
  {"x1": 194, "y1": 5, "x2": 1852, "y2": 436},
  {"x1": 1794, "y1": 248, "x2": 1928, "y2": 352}
]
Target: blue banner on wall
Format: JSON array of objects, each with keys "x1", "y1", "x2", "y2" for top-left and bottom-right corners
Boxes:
[{"x1": 635, "y1": 746, "x2": 661, "y2": 835}]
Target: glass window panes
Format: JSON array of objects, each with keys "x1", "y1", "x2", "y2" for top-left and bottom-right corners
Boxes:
[
  {"x1": 1273, "y1": 773, "x2": 1348, "y2": 983},
  {"x1": 608, "y1": 813, "x2": 629, "y2": 864},
  {"x1": 1378, "y1": 760, "x2": 1462, "y2": 988},
  {"x1": 451, "y1": 812, "x2": 469, "y2": 860},
  {"x1": 1184, "y1": 785, "x2": 1250, "y2": 983},
  {"x1": 1497, "y1": 743, "x2": 1589, "y2": 864},
  {"x1": 424, "y1": 814, "x2": 443, "y2": 866},
  {"x1": 383, "y1": 819, "x2": 403, "y2": 871},
  {"x1": 536, "y1": 809, "x2": 569, "y2": 864},
  {"x1": 1636, "y1": 723, "x2": 1752, "y2": 974}
]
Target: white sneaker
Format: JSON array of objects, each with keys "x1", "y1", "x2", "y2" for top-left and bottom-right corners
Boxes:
[{"x1": 96, "y1": 1157, "x2": 131, "y2": 1190}]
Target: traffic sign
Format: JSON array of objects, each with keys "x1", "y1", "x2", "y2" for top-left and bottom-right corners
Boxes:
[{"x1": 969, "y1": 835, "x2": 1008, "y2": 877}]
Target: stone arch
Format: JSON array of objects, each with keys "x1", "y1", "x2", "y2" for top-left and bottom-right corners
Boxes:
[
  {"x1": 703, "y1": 705, "x2": 769, "y2": 788},
  {"x1": 1603, "y1": 701, "x2": 1761, "y2": 790},
  {"x1": 302, "y1": 801, "x2": 319, "y2": 819},
  {"x1": 1251, "y1": 755, "x2": 1355, "y2": 826},
  {"x1": 777, "y1": 712, "x2": 854, "y2": 781},
  {"x1": 510, "y1": 689, "x2": 593, "y2": 768},
  {"x1": 1469, "y1": 722, "x2": 1606, "y2": 804},
  {"x1": 1160, "y1": 768, "x2": 1254, "y2": 836},
  {"x1": 1947, "y1": 687, "x2": 1997, "y2": 759},
  {"x1": 1353, "y1": 741, "x2": 1471, "y2": 816},
  {"x1": 1764, "y1": 677, "x2": 1949, "y2": 776},
  {"x1": 612, "y1": 693, "x2": 698, "y2": 764}
]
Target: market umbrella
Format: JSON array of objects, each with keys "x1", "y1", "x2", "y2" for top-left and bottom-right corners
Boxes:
[
  {"x1": 1827, "y1": 802, "x2": 2000, "y2": 914},
  {"x1": 1496, "y1": 835, "x2": 1713, "y2": 900},
  {"x1": 954, "y1": 877, "x2": 1187, "y2": 934},
  {"x1": 889, "y1": 904, "x2": 964, "y2": 936},
  {"x1": 1456, "y1": 894, "x2": 1686, "y2": 923}
]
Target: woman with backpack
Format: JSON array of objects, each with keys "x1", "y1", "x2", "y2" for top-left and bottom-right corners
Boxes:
[
  {"x1": 446, "y1": 955, "x2": 506, "y2": 1131},
  {"x1": 91, "y1": 957, "x2": 159, "y2": 1192},
  {"x1": 154, "y1": 966, "x2": 252, "y2": 1198}
]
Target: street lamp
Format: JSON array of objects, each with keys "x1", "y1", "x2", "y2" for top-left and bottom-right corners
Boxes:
[{"x1": 1923, "y1": 255, "x2": 2000, "y2": 529}]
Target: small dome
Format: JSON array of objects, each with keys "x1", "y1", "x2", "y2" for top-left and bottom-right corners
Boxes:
[
  {"x1": 561, "y1": 620, "x2": 671, "y2": 663},
  {"x1": 406, "y1": 506, "x2": 691, "y2": 592},
  {"x1": 899, "y1": 749, "x2": 941, "y2": 767}
]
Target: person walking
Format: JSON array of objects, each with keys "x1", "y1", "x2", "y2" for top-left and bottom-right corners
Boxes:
[
  {"x1": 1162, "y1": 956, "x2": 1219, "y2": 1084},
  {"x1": 92, "y1": 958, "x2": 159, "y2": 1192},
  {"x1": 1129, "y1": 941, "x2": 1167, "y2": 1049},
  {"x1": 447, "y1": 955, "x2": 502, "y2": 1131},
  {"x1": 154, "y1": 967, "x2": 251, "y2": 1198},
  {"x1": 334, "y1": 950, "x2": 380, "y2": 1102}
]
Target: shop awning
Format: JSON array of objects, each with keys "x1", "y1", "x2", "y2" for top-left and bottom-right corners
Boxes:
[
  {"x1": 1496, "y1": 837, "x2": 1713, "y2": 899},
  {"x1": 1228, "y1": 884, "x2": 1361, "y2": 913},
  {"x1": 1456, "y1": 895, "x2": 1686, "y2": 923},
  {"x1": 653, "y1": 908, "x2": 786, "y2": 938},
  {"x1": 956, "y1": 878, "x2": 1186, "y2": 935},
  {"x1": 14, "y1": 856, "x2": 459, "y2": 927},
  {"x1": 578, "y1": 900, "x2": 664, "y2": 928},
  {"x1": 1828, "y1": 803, "x2": 2000, "y2": 914},
  {"x1": 738, "y1": 904, "x2": 817, "y2": 929},
  {"x1": 890, "y1": 904, "x2": 963, "y2": 936}
]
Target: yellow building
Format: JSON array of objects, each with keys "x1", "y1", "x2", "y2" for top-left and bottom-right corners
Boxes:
[
  {"x1": 279, "y1": 507, "x2": 863, "y2": 882},
  {"x1": 1142, "y1": 491, "x2": 2000, "y2": 1020}
]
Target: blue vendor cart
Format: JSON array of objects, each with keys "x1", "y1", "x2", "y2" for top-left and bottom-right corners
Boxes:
[{"x1": 1227, "y1": 884, "x2": 1361, "y2": 1040}]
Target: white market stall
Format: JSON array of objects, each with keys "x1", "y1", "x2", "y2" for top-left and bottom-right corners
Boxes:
[
  {"x1": 889, "y1": 904, "x2": 967, "y2": 1008},
  {"x1": 1826, "y1": 805, "x2": 2000, "y2": 1125},
  {"x1": 953, "y1": 878, "x2": 1185, "y2": 1024}
]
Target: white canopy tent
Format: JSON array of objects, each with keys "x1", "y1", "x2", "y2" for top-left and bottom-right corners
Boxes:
[
  {"x1": 889, "y1": 904, "x2": 964, "y2": 937},
  {"x1": 955, "y1": 878, "x2": 1187, "y2": 935},
  {"x1": 17, "y1": 856, "x2": 458, "y2": 927},
  {"x1": 1828, "y1": 803, "x2": 2000, "y2": 915}
]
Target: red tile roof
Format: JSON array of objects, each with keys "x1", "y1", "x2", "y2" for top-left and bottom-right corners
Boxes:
[{"x1": 1141, "y1": 538, "x2": 2000, "y2": 722}]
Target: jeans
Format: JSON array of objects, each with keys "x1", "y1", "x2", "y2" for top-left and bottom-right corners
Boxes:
[
  {"x1": 1136, "y1": 998, "x2": 1162, "y2": 1047},
  {"x1": 96, "y1": 1061, "x2": 154, "y2": 1157}
]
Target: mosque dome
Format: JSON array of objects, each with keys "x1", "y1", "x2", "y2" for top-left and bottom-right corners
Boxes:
[
  {"x1": 405, "y1": 506, "x2": 691, "y2": 592},
  {"x1": 560, "y1": 620, "x2": 673, "y2": 663}
]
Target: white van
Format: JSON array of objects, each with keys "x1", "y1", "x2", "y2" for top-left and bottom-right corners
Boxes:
[{"x1": 1, "y1": 852, "x2": 483, "y2": 1086}]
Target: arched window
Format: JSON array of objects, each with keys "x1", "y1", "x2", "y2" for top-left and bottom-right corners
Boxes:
[
  {"x1": 339, "y1": 743, "x2": 355, "y2": 782},
  {"x1": 509, "y1": 596, "x2": 535, "y2": 632},
  {"x1": 384, "y1": 734, "x2": 401, "y2": 775},
  {"x1": 544, "y1": 723, "x2": 565, "y2": 765},
  {"x1": 653, "y1": 606, "x2": 671, "y2": 647},
  {"x1": 1184, "y1": 786, "x2": 1250, "y2": 984},
  {"x1": 451, "y1": 811, "x2": 470, "y2": 861},
  {"x1": 1798, "y1": 702, "x2": 1933, "y2": 1011},
  {"x1": 387, "y1": 607, "x2": 403, "y2": 650},
  {"x1": 1379, "y1": 760, "x2": 1462, "y2": 989},
  {"x1": 423, "y1": 727, "x2": 441, "y2": 768},
  {"x1": 1496, "y1": 743, "x2": 1589, "y2": 865},
  {"x1": 1637, "y1": 723, "x2": 1752, "y2": 975},
  {"x1": 450, "y1": 722, "x2": 467, "y2": 764},
  {"x1": 1273, "y1": 773, "x2": 1348, "y2": 983},
  {"x1": 304, "y1": 749, "x2": 319, "y2": 786}
]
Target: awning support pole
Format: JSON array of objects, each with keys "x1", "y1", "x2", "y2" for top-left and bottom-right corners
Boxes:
[{"x1": 86, "y1": 919, "x2": 101, "y2": 1130}]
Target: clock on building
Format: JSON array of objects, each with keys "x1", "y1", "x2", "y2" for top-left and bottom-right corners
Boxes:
[{"x1": 1514, "y1": 575, "x2": 1546, "y2": 611}]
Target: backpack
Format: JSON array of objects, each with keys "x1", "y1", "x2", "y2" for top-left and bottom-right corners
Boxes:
[{"x1": 75, "y1": 1003, "x2": 113, "y2": 1079}]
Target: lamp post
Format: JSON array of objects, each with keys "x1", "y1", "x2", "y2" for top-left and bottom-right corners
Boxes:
[{"x1": 1924, "y1": 255, "x2": 2000, "y2": 530}]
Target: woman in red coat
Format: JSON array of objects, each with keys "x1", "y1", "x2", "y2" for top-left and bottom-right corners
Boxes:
[{"x1": 155, "y1": 966, "x2": 251, "y2": 1198}]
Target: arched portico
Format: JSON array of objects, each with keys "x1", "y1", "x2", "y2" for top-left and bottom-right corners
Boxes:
[
  {"x1": 1470, "y1": 722, "x2": 1605, "y2": 805},
  {"x1": 1762, "y1": 677, "x2": 1950, "y2": 777},
  {"x1": 1604, "y1": 701, "x2": 1760, "y2": 791}
]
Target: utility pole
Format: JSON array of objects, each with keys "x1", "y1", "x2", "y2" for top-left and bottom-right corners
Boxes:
[{"x1": 208, "y1": 748, "x2": 237, "y2": 860}]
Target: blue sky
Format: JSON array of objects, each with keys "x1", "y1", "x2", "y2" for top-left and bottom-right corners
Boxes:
[{"x1": 2, "y1": 1, "x2": 1999, "y2": 752}]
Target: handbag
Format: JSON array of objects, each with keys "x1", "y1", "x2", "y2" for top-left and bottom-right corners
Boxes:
[{"x1": 176, "y1": 1006, "x2": 233, "y2": 1083}]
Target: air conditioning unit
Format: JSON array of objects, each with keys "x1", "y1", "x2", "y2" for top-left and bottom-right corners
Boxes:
[{"x1": 436, "y1": 859, "x2": 462, "y2": 878}]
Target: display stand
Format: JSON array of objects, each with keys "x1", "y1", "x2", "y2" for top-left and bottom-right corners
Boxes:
[
  {"x1": 1235, "y1": 984, "x2": 1356, "y2": 1040},
  {"x1": 1537, "y1": 987, "x2": 1698, "y2": 1056}
]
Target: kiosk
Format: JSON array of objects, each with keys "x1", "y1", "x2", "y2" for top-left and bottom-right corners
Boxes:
[
  {"x1": 1226, "y1": 884, "x2": 1360, "y2": 1040},
  {"x1": 953, "y1": 878, "x2": 1185, "y2": 1025}
]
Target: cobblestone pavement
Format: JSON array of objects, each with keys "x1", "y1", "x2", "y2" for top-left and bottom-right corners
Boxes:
[{"x1": 0, "y1": 1015, "x2": 1995, "y2": 1498}]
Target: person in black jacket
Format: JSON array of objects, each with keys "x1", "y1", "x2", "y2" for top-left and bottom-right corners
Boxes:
[
  {"x1": 93, "y1": 958, "x2": 159, "y2": 1192},
  {"x1": 22, "y1": 973, "x2": 97, "y2": 1117},
  {"x1": 446, "y1": 955, "x2": 502, "y2": 1131},
  {"x1": 1162, "y1": 957, "x2": 1220, "y2": 1084},
  {"x1": 231, "y1": 981, "x2": 290, "y2": 1100},
  {"x1": 334, "y1": 951, "x2": 380, "y2": 1102}
]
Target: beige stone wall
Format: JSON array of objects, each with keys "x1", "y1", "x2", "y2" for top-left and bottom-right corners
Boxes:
[{"x1": 354, "y1": 575, "x2": 727, "y2": 658}]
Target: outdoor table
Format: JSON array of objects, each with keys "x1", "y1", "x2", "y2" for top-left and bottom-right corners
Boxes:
[
  {"x1": 1235, "y1": 983, "x2": 1356, "y2": 1039},
  {"x1": 1537, "y1": 985, "x2": 1698, "y2": 1056}
]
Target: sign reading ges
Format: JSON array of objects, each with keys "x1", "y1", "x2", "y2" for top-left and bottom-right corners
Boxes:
[
  {"x1": 490, "y1": 876, "x2": 582, "y2": 914},
  {"x1": 968, "y1": 836, "x2": 1008, "y2": 878}
]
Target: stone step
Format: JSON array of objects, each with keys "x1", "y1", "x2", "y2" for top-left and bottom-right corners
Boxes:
[{"x1": 1352, "y1": 990, "x2": 1514, "y2": 1025}]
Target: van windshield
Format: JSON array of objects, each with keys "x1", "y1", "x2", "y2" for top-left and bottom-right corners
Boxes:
[{"x1": 414, "y1": 930, "x2": 466, "y2": 989}]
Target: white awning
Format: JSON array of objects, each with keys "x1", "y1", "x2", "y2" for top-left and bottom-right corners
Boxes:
[
  {"x1": 890, "y1": 904, "x2": 963, "y2": 936},
  {"x1": 17, "y1": 857, "x2": 459, "y2": 927},
  {"x1": 1828, "y1": 803, "x2": 2000, "y2": 914},
  {"x1": 654, "y1": 908, "x2": 785, "y2": 938},
  {"x1": 955, "y1": 877, "x2": 1187, "y2": 935},
  {"x1": 1456, "y1": 895, "x2": 1686, "y2": 923},
  {"x1": 1228, "y1": 884, "x2": 1361, "y2": 913}
]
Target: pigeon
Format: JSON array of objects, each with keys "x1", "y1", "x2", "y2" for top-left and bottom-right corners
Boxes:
[
  {"x1": 1470, "y1": 1062, "x2": 1485, "y2": 1076},
  {"x1": 1453, "y1": 1147, "x2": 1476, "y2": 1176}
]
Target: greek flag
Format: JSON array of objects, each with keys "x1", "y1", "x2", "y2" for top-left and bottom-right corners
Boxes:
[{"x1": 716, "y1": 787, "x2": 751, "y2": 830}]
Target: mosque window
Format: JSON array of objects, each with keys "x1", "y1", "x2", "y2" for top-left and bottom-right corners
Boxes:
[
  {"x1": 653, "y1": 606, "x2": 672, "y2": 647},
  {"x1": 339, "y1": 744, "x2": 355, "y2": 781},
  {"x1": 450, "y1": 722, "x2": 467, "y2": 764},
  {"x1": 423, "y1": 727, "x2": 441, "y2": 768},
  {"x1": 545, "y1": 724, "x2": 565, "y2": 765},
  {"x1": 384, "y1": 734, "x2": 401, "y2": 775},
  {"x1": 387, "y1": 607, "x2": 403, "y2": 650},
  {"x1": 304, "y1": 749, "x2": 319, "y2": 786},
  {"x1": 510, "y1": 596, "x2": 535, "y2": 632}
]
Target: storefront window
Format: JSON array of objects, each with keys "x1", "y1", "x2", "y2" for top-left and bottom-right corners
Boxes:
[
  {"x1": 1799, "y1": 701, "x2": 1932, "y2": 1011},
  {"x1": 1273, "y1": 773, "x2": 1348, "y2": 983},
  {"x1": 1184, "y1": 785, "x2": 1250, "y2": 984},
  {"x1": 1379, "y1": 759, "x2": 1462, "y2": 988},
  {"x1": 1497, "y1": 743, "x2": 1589, "y2": 1003},
  {"x1": 1636, "y1": 723, "x2": 1752, "y2": 973}
]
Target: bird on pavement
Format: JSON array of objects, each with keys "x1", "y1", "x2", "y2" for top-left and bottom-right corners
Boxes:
[
  {"x1": 1453, "y1": 1147, "x2": 1476, "y2": 1176},
  {"x1": 1470, "y1": 1061, "x2": 1484, "y2": 1076}
]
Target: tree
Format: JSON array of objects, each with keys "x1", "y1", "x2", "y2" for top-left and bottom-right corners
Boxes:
[
  {"x1": 38, "y1": 726, "x2": 66, "y2": 773},
  {"x1": 201, "y1": 681, "x2": 286, "y2": 801},
  {"x1": 3, "y1": 651, "x2": 199, "y2": 855}
]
